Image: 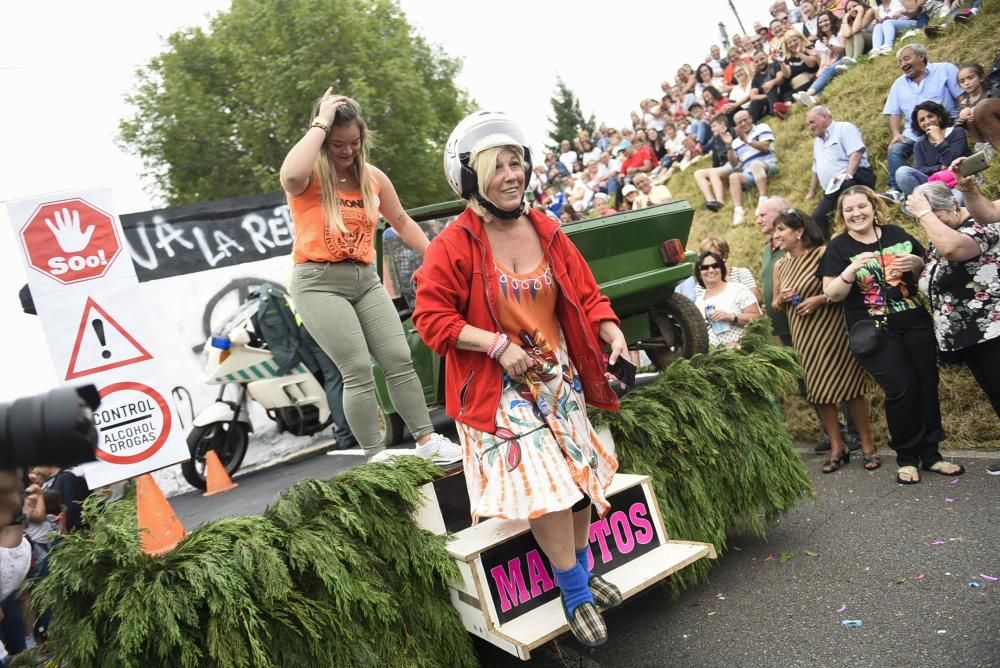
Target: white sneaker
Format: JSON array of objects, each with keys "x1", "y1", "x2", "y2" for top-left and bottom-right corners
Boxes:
[
  {"x1": 835, "y1": 64, "x2": 850, "y2": 74},
  {"x1": 795, "y1": 92, "x2": 817, "y2": 107},
  {"x1": 415, "y1": 433, "x2": 464, "y2": 465},
  {"x1": 841, "y1": 57, "x2": 856, "y2": 67},
  {"x1": 732, "y1": 206, "x2": 746, "y2": 225},
  {"x1": 900, "y1": 28, "x2": 919, "y2": 41}
]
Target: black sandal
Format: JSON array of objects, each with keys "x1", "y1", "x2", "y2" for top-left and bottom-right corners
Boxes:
[
  {"x1": 863, "y1": 455, "x2": 881, "y2": 471},
  {"x1": 821, "y1": 451, "x2": 850, "y2": 474}
]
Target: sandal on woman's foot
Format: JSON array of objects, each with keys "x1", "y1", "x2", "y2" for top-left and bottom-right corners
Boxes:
[
  {"x1": 924, "y1": 460, "x2": 965, "y2": 476},
  {"x1": 589, "y1": 574, "x2": 623, "y2": 608},
  {"x1": 821, "y1": 451, "x2": 850, "y2": 474},
  {"x1": 863, "y1": 455, "x2": 881, "y2": 471},
  {"x1": 561, "y1": 598, "x2": 607, "y2": 647},
  {"x1": 896, "y1": 465, "x2": 921, "y2": 484}
]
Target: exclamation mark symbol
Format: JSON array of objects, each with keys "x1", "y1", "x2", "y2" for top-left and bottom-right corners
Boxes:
[{"x1": 92, "y1": 319, "x2": 111, "y2": 359}]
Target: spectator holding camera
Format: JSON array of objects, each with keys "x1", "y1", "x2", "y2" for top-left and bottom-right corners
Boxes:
[{"x1": 909, "y1": 182, "x2": 1000, "y2": 417}]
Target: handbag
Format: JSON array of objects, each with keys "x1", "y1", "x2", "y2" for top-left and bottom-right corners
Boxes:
[{"x1": 847, "y1": 229, "x2": 889, "y2": 357}]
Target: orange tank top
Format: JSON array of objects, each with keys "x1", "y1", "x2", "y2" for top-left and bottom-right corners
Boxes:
[
  {"x1": 495, "y1": 258, "x2": 561, "y2": 352},
  {"x1": 289, "y1": 175, "x2": 381, "y2": 264}
]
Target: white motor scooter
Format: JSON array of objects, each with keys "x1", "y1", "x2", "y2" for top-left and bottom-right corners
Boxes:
[{"x1": 182, "y1": 297, "x2": 331, "y2": 490}]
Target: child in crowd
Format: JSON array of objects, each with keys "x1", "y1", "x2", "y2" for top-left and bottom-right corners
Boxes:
[{"x1": 956, "y1": 63, "x2": 997, "y2": 159}]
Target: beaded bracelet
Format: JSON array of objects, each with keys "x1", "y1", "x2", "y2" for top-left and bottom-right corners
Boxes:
[
  {"x1": 487, "y1": 333, "x2": 510, "y2": 360},
  {"x1": 494, "y1": 337, "x2": 512, "y2": 360}
]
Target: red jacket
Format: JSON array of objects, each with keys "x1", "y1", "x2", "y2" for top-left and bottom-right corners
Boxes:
[{"x1": 413, "y1": 208, "x2": 620, "y2": 432}]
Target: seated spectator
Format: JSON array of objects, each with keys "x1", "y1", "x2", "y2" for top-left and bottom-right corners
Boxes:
[
  {"x1": 546, "y1": 185, "x2": 568, "y2": 219},
  {"x1": 645, "y1": 127, "x2": 667, "y2": 161},
  {"x1": 896, "y1": 100, "x2": 969, "y2": 201},
  {"x1": 881, "y1": 43, "x2": 962, "y2": 201},
  {"x1": 805, "y1": 106, "x2": 876, "y2": 236},
  {"x1": 786, "y1": 0, "x2": 804, "y2": 23},
  {"x1": 792, "y1": 11, "x2": 847, "y2": 106},
  {"x1": 618, "y1": 136, "x2": 658, "y2": 177},
  {"x1": 630, "y1": 110, "x2": 644, "y2": 131},
  {"x1": 956, "y1": 63, "x2": 997, "y2": 158},
  {"x1": 631, "y1": 173, "x2": 673, "y2": 209},
  {"x1": 699, "y1": 235, "x2": 763, "y2": 302},
  {"x1": 558, "y1": 139, "x2": 578, "y2": 174},
  {"x1": 620, "y1": 184, "x2": 639, "y2": 210},
  {"x1": 726, "y1": 110, "x2": 778, "y2": 226},
  {"x1": 870, "y1": 0, "x2": 917, "y2": 56},
  {"x1": 592, "y1": 192, "x2": 616, "y2": 216},
  {"x1": 797, "y1": 0, "x2": 820, "y2": 40},
  {"x1": 685, "y1": 102, "x2": 713, "y2": 149},
  {"x1": 599, "y1": 150, "x2": 622, "y2": 195},
  {"x1": 695, "y1": 63, "x2": 729, "y2": 97},
  {"x1": 579, "y1": 137, "x2": 601, "y2": 166},
  {"x1": 702, "y1": 86, "x2": 729, "y2": 115},
  {"x1": 750, "y1": 49, "x2": 790, "y2": 121},
  {"x1": 660, "y1": 122, "x2": 687, "y2": 168},
  {"x1": 723, "y1": 46, "x2": 743, "y2": 86},
  {"x1": 779, "y1": 30, "x2": 820, "y2": 94},
  {"x1": 694, "y1": 251, "x2": 764, "y2": 348},
  {"x1": 840, "y1": 0, "x2": 875, "y2": 61},
  {"x1": 722, "y1": 63, "x2": 755, "y2": 122},
  {"x1": 566, "y1": 175, "x2": 595, "y2": 213},
  {"x1": 706, "y1": 44, "x2": 725, "y2": 76},
  {"x1": 909, "y1": 181, "x2": 1000, "y2": 418},
  {"x1": 694, "y1": 114, "x2": 737, "y2": 212},
  {"x1": 545, "y1": 151, "x2": 568, "y2": 183}
]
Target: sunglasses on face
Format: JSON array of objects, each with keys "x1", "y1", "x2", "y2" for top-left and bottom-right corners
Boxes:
[{"x1": 698, "y1": 263, "x2": 721, "y2": 271}]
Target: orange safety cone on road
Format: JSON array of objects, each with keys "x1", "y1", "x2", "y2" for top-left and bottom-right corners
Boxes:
[
  {"x1": 136, "y1": 474, "x2": 188, "y2": 556},
  {"x1": 203, "y1": 450, "x2": 239, "y2": 496}
]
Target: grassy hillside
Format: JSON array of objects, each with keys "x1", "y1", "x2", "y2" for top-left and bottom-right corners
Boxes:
[{"x1": 666, "y1": 4, "x2": 1000, "y2": 451}]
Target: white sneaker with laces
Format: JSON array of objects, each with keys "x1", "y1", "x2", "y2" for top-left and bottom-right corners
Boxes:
[
  {"x1": 732, "y1": 206, "x2": 746, "y2": 226},
  {"x1": 987, "y1": 462, "x2": 1000, "y2": 476},
  {"x1": 415, "y1": 433, "x2": 464, "y2": 465},
  {"x1": 841, "y1": 57, "x2": 856, "y2": 66}
]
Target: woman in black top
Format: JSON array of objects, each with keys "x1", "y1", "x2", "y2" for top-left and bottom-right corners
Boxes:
[
  {"x1": 779, "y1": 30, "x2": 819, "y2": 94},
  {"x1": 895, "y1": 101, "x2": 969, "y2": 199},
  {"x1": 820, "y1": 186, "x2": 966, "y2": 484}
]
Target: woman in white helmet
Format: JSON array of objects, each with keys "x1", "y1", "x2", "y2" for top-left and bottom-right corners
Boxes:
[
  {"x1": 280, "y1": 88, "x2": 461, "y2": 464},
  {"x1": 412, "y1": 111, "x2": 629, "y2": 647}
]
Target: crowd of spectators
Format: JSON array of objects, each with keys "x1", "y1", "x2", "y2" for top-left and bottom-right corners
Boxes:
[{"x1": 557, "y1": 0, "x2": 998, "y2": 479}]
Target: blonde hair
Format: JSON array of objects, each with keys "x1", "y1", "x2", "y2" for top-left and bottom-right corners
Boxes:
[
  {"x1": 834, "y1": 185, "x2": 888, "y2": 232},
  {"x1": 310, "y1": 97, "x2": 379, "y2": 234},
  {"x1": 467, "y1": 144, "x2": 526, "y2": 220},
  {"x1": 782, "y1": 30, "x2": 808, "y2": 59},
  {"x1": 698, "y1": 236, "x2": 730, "y2": 256}
]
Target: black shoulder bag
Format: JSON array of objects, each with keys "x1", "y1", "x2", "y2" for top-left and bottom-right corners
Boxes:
[{"x1": 847, "y1": 229, "x2": 889, "y2": 357}]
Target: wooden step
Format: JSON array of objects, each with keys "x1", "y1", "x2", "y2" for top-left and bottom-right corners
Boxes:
[{"x1": 490, "y1": 540, "x2": 714, "y2": 659}]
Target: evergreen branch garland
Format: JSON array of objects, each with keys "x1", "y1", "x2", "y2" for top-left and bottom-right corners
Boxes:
[
  {"x1": 591, "y1": 319, "x2": 811, "y2": 593},
  {"x1": 31, "y1": 458, "x2": 475, "y2": 668}
]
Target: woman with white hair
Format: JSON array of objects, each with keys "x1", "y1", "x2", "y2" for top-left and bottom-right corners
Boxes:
[
  {"x1": 909, "y1": 181, "x2": 1000, "y2": 417},
  {"x1": 413, "y1": 112, "x2": 629, "y2": 647}
]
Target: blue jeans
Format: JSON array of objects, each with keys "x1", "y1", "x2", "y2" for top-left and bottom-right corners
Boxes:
[
  {"x1": 887, "y1": 139, "x2": 914, "y2": 189},
  {"x1": 810, "y1": 60, "x2": 843, "y2": 95},
  {"x1": 895, "y1": 166, "x2": 966, "y2": 204},
  {"x1": 872, "y1": 18, "x2": 918, "y2": 50}
]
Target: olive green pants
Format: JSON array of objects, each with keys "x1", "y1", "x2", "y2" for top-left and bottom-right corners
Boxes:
[{"x1": 290, "y1": 260, "x2": 433, "y2": 454}]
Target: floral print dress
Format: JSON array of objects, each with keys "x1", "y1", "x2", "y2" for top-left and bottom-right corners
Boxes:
[
  {"x1": 919, "y1": 218, "x2": 1000, "y2": 351},
  {"x1": 456, "y1": 259, "x2": 618, "y2": 522}
]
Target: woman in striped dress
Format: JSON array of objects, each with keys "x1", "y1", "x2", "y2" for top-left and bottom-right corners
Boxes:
[{"x1": 771, "y1": 209, "x2": 880, "y2": 473}]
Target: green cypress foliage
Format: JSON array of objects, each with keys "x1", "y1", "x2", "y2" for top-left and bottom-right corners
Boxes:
[
  {"x1": 590, "y1": 319, "x2": 811, "y2": 592},
  {"x1": 31, "y1": 323, "x2": 807, "y2": 662},
  {"x1": 31, "y1": 458, "x2": 475, "y2": 668}
]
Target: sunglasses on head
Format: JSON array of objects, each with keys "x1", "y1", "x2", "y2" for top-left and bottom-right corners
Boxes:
[{"x1": 698, "y1": 262, "x2": 721, "y2": 271}]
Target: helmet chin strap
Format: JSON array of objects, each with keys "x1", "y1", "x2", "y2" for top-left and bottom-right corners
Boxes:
[{"x1": 475, "y1": 192, "x2": 524, "y2": 221}]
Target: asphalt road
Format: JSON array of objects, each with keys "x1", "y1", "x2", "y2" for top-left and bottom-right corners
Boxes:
[{"x1": 173, "y1": 447, "x2": 1000, "y2": 668}]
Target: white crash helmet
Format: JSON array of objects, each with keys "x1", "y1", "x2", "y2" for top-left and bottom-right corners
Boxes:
[{"x1": 443, "y1": 111, "x2": 533, "y2": 200}]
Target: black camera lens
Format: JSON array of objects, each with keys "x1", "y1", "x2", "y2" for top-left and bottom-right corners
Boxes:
[{"x1": 0, "y1": 386, "x2": 100, "y2": 468}]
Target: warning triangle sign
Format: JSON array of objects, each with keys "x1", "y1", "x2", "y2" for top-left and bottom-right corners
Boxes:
[{"x1": 65, "y1": 297, "x2": 154, "y2": 380}]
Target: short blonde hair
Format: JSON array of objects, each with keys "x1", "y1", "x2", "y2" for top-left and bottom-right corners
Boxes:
[
  {"x1": 698, "y1": 235, "x2": 730, "y2": 256},
  {"x1": 467, "y1": 144, "x2": 526, "y2": 220}
]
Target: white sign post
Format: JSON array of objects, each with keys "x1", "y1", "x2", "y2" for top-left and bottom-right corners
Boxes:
[{"x1": 7, "y1": 188, "x2": 188, "y2": 488}]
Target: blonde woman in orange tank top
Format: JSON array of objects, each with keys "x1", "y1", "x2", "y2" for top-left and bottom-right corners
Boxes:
[{"x1": 279, "y1": 89, "x2": 461, "y2": 464}]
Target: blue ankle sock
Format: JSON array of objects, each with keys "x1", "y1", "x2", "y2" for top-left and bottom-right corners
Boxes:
[
  {"x1": 554, "y1": 562, "x2": 593, "y2": 616},
  {"x1": 575, "y1": 547, "x2": 591, "y2": 574}
]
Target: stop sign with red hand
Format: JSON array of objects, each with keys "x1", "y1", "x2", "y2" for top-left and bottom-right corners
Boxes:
[{"x1": 20, "y1": 198, "x2": 122, "y2": 285}]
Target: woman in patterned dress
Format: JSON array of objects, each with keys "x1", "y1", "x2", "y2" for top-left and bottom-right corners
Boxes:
[
  {"x1": 771, "y1": 209, "x2": 879, "y2": 472},
  {"x1": 413, "y1": 112, "x2": 629, "y2": 647}
]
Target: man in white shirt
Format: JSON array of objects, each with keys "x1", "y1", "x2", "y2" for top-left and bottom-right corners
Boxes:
[
  {"x1": 631, "y1": 173, "x2": 673, "y2": 209},
  {"x1": 804, "y1": 106, "x2": 876, "y2": 236},
  {"x1": 725, "y1": 110, "x2": 777, "y2": 225}
]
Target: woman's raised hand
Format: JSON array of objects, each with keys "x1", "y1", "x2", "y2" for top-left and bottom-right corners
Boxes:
[
  {"x1": 317, "y1": 88, "x2": 350, "y2": 124},
  {"x1": 906, "y1": 192, "x2": 931, "y2": 218}
]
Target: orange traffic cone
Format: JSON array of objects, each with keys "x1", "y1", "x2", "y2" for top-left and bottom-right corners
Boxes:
[
  {"x1": 136, "y1": 474, "x2": 188, "y2": 556},
  {"x1": 203, "y1": 450, "x2": 239, "y2": 496}
]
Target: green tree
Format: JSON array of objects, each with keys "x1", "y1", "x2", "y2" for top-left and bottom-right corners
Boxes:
[
  {"x1": 119, "y1": 0, "x2": 472, "y2": 207},
  {"x1": 545, "y1": 77, "x2": 595, "y2": 153}
]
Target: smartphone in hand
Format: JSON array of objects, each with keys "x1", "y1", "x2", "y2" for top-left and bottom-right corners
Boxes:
[
  {"x1": 606, "y1": 356, "x2": 637, "y2": 396},
  {"x1": 960, "y1": 151, "x2": 991, "y2": 177}
]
